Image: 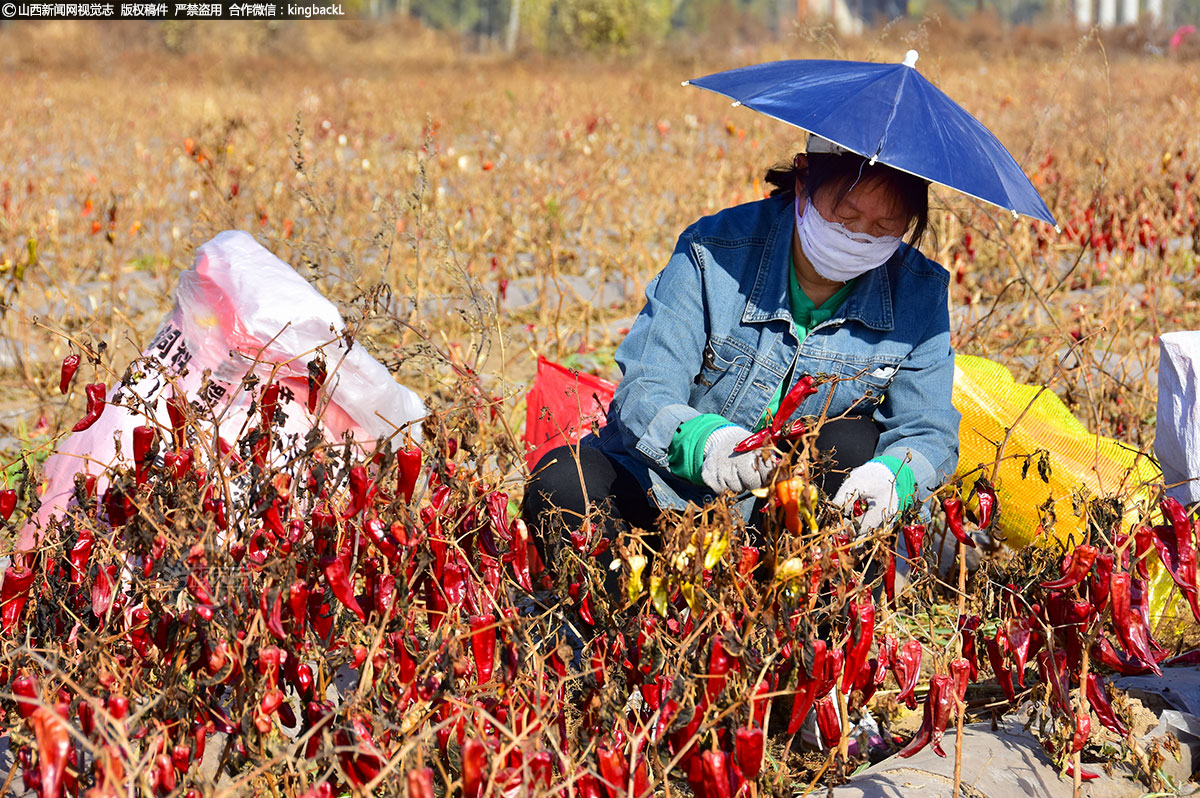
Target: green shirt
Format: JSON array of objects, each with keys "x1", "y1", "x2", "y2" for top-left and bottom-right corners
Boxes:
[{"x1": 667, "y1": 262, "x2": 915, "y2": 509}]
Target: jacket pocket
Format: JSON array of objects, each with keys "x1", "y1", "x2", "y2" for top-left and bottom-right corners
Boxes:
[
  {"x1": 829, "y1": 357, "x2": 902, "y2": 410},
  {"x1": 697, "y1": 337, "x2": 751, "y2": 387}
]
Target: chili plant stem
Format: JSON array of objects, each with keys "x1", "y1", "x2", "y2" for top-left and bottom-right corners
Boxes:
[
  {"x1": 1074, "y1": 645, "x2": 1091, "y2": 798},
  {"x1": 953, "y1": 535, "x2": 968, "y2": 797}
]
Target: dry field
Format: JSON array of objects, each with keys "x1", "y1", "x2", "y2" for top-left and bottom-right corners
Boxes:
[{"x1": 0, "y1": 16, "x2": 1198, "y2": 797}]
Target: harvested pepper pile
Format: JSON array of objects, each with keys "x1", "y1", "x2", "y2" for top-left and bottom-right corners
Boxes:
[{"x1": 0, "y1": 353, "x2": 1195, "y2": 796}]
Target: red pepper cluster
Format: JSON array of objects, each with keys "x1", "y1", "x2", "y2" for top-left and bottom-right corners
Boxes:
[{"x1": 2, "y1": 360, "x2": 1197, "y2": 794}]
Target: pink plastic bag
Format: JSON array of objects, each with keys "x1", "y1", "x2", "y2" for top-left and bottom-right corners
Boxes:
[
  {"x1": 523, "y1": 356, "x2": 616, "y2": 470},
  {"x1": 23, "y1": 230, "x2": 425, "y2": 547}
]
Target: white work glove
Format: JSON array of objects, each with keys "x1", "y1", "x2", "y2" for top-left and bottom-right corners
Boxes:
[
  {"x1": 832, "y1": 461, "x2": 899, "y2": 533},
  {"x1": 700, "y1": 426, "x2": 776, "y2": 495}
]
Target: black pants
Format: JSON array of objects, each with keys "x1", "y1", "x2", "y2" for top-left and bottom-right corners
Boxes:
[{"x1": 522, "y1": 415, "x2": 882, "y2": 594}]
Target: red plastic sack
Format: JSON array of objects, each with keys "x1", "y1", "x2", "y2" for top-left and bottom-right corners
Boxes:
[{"x1": 524, "y1": 356, "x2": 616, "y2": 470}]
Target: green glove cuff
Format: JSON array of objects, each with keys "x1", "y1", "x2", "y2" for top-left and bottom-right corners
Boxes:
[
  {"x1": 669, "y1": 414, "x2": 734, "y2": 485},
  {"x1": 871, "y1": 455, "x2": 917, "y2": 513}
]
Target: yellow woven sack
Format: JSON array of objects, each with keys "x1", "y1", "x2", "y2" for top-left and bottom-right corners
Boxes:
[{"x1": 952, "y1": 354, "x2": 1187, "y2": 636}]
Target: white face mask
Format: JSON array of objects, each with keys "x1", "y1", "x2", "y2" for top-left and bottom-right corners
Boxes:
[{"x1": 795, "y1": 195, "x2": 902, "y2": 282}]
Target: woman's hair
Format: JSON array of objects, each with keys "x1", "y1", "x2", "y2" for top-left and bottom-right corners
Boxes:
[{"x1": 765, "y1": 151, "x2": 930, "y2": 247}]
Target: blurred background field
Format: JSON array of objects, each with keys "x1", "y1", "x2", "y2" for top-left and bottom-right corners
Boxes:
[
  {"x1": 0, "y1": 10, "x2": 1197, "y2": 483},
  {"x1": 2, "y1": 11, "x2": 1200, "y2": 795}
]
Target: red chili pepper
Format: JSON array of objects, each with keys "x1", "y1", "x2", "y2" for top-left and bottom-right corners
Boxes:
[
  {"x1": 257, "y1": 645, "x2": 283, "y2": 688},
  {"x1": 576, "y1": 773, "x2": 603, "y2": 798},
  {"x1": 892, "y1": 639, "x2": 923, "y2": 709},
  {"x1": 0, "y1": 489, "x2": 16, "y2": 521},
  {"x1": 73, "y1": 382, "x2": 107, "y2": 431},
  {"x1": 580, "y1": 591, "x2": 596, "y2": 626},
  {"x1": 1, "y1": 566, "x2": 35, "y2": 635},
  {"x1": 787, "y1": 639, "x2": 826, "y2": 735},
  {"x1": 442, "y1": 559, "x2": 469, "y2": 608},
  {"x1": 1151, "y1": 499, "x2": 1200, "y2": 622},
  {"x1": 307, "y1": 357, "x2": 327, "y2": 413},
  {"x1": 898, "y1": 674, "x2": 953, "y2": 758},
  {"x1": 77, "y1": 700, "x2": 95, "y2": 735},
  {"x1": 462, "y1": 738, "x2": 487, "y2": 798},
  {"x1": 407, "y1": 768, "x2": 434, "y2": 798},
  {"x1": 311, "y1": 504, "x2": 335, "y2": 538},
  {"x1": 303, "y1": 701, "x2": 334, "y2": 759},
  {"x1": 508, "y1": 519, "x2": 534, "y2": 592},
  {"x1": 187, "y1": 572, "x2": 216, "y2": 616},
  {"x1": 1091, "y1": 637, "x2": 1155, "y2": 675},
  {"x1": 260, "y1": 688, "x2": 285, "y2": 716},
  {"x1": 172, "y1": 744, "x2": 191, "y2": 773},
  {"x1": 469, "y1": 613, "x2": 496, "y2": 683},
  {"x1": 814, "y1": 695, "x2": 841, "y2": 748},
  {"x1": 341, "y1": 465, "x2": 374, "y2": 520},
  {"x1": 1109, "y1": 571, "x2": 1162, "y2": 675},
  {"x1": 733, "y1": 726, "x2": 765, "y2": 779},
  {"x1": 90, "y1": 562, "x2": 118, "y2": 619},
  {"x1": 1086, "y1": 672, "x2": 1129, "y2": 736},
  {"x1": 1003, "y1": 616, "x2": 1036, "y2": 686},
  {"x1": 133, "y1": 425, "x2": 155, "y2": 469},
  {"x1": 733, "y1": 427, "x2": 772, "y2": 454},
  {"x1": 362, "y1": 518, "x2": 398, "y2": 563},
  {"x1": 738, "y1": 546, "x2": 760, "y2": 578},
  {"x1": 261, "y1": 589, "x2": 287, "y2": 641},
  {"x1": 1070, "y1": 712, "x2": 1091, "y2": 753},
  {"x1": 985, "y1": 628, "x2": 1017, "y2": 703},
  {"x1": 1040, "y1": 544, "x2": 1099, "y2": 590},
  {"x1": 12, "y1": 674, "x2": 38, "y2": 718},
  {"x1": 1163, "y1": 648, "x2": 1200, "y2": 666},
  {"x1": 708, "y1": 635, "x2": 735, "y2": 702},
  {"x1": 1065, "y1": 762, "x2": 1099, "y2": 781},
  {"x1": 840, "y1": 599, "x2": 875, "y2": 694},
  {"x1": 260, "y1": 382, "x2": 280, "y2": 428},
  {"x1": 31, "y1": 707, "x2": 70, "y2": 798},
  {"x1": 1132, "y1": 525, "x2": 1154, "y2": 580},
  {"x1": 481, "y1": 491, "x2": 509, "y2": 557},
  {"x1": 701, "y1": 750, "x2": 732, "y2": 798},
  {"x1": 901, "y1": 522, "x2": 927, "y2": 560},
  {"x1": 1064, "y1": 599, "x2": 1095, "y2": 673},
  {"x1": 928, "y1": 673, "x2": 956, "y2": 756},
  {"x1": 972, "y1": 476, "x2": 998, "y2": 529},
  {"x1": 949, "y1": 657, "x2": 971, "y2": 706},
  {"x1": 288, "y1": 581, "x2": 310, "y2": 638},
  {"x1": 59, "y1": 354, "x2": 80, "y2": 394},
  {"x1": 749, "y1": 674, "x2": 774, "y2": 730},
  {"x1": 957, "y1": 615, "x2": 981, "y2": 680},
  {"x1": 293, "y1": 663, "x2": 314, "y2": 697},
  {"x1": 942, "y1": 496, "x2": 973, "y2": 548},
  {"x1": 107, "y1": 694, "x2": 129, "y2": 720},
  {"x1": 1036, "y1": 649, "x2": 1073, "y2": 717},
  {"x1": 103, "y1": 486, "x2": 134, "y2": 527},
  {"x1": 165, "y1": 394, "x2": 188, "y2": 449},
  {"x1": 1090, "y1": 551, "x2": 1114, "y2": 613},
  {"x1": 598, "y1": 745, "x2": 630, "y2": 796},
  {"x1": 397, "y1": 445, "x2": 422, "y2": 505},
  {"x1": 322, "y1": 554, "x2": 366, "y2": 623},
  {"x1": 772, "y1": 375, "x2": 817, "y2": 434}
]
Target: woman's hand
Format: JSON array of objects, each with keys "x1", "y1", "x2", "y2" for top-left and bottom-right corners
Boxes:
[
  {"x1": 700, "y1": 426, "x2": 778, "y2": 494},
  {"x1": 833, "y1": 461, "x2": 899, "y2": 532}
]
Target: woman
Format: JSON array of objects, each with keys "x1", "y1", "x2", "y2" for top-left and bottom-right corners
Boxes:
[{"x1": 524, "y1": 135, "x2": 960, "y2": 565}]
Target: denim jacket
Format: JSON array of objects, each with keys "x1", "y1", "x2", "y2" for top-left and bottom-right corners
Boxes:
[{"x1": 588, "y1": 191, "x2": 960, "y2": 520}]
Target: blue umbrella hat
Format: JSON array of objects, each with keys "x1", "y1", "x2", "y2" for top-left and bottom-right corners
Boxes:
[{"x1": 684, "y1": 50, "x2": 1058, "y2": 230}]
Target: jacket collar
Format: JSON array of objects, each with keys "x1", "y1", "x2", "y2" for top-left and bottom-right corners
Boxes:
[{"x1": 742, "y1": 194, "x2": 895, "y2": 332}]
